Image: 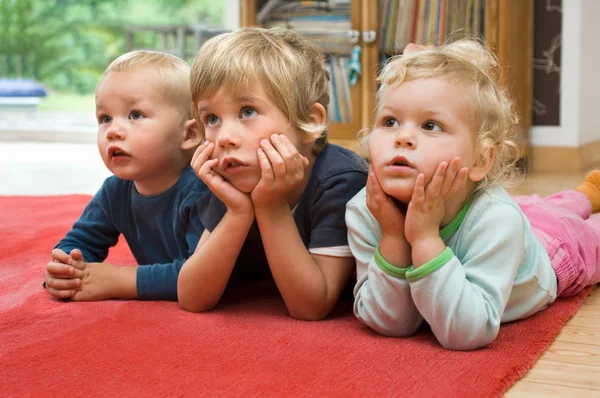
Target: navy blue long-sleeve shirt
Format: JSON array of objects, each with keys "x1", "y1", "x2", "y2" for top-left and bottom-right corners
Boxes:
[{"x1": 55, "y1": 166, "x2": 207, "y2": 300}]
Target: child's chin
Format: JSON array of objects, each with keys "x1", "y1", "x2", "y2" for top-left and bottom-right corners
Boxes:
[
  {"x1": 393, "y1": 194, "x2": 411, "y2": 205},
  {"x1": 231, "y1": 181, "x2": 257, "y2": 194},
  {"x1": 107, "y1": 169, "x2": 133, "y2": 181},
  {"x1": 383, "y1": 187, "x2": 412, "y2": 204}
]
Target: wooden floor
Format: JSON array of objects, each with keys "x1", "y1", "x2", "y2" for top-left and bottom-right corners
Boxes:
[{"x1": 505, "y1": 170, "x2": 600, "y2": 397}]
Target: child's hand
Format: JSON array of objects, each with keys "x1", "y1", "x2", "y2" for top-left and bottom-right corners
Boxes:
[
  {"x1": 45, "y1": 248, "x2": 85, "y2": 299},
  {"x1": 191, "y1": 141, "x2": 253, "y2": 215},
  {"x1": 366, "y1": 168, "x2": 405, "y2": 237},
  {"x1": 66, "y1": 259, "x2": 123, "y2": 301},
  {"x1": 405, "y1": 158, "x2": 469, "y2": 246},
  {"x1": 251, "y1": 134, "x2": 309, "y2": 210}
]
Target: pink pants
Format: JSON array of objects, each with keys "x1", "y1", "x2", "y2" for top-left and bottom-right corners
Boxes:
[{"x1": 515, "y1": 190, "x2": 600, "y2": 297}]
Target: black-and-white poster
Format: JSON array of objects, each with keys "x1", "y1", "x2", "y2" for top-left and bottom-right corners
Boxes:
[{"x1": 533, "y1": 0, "x2": 561, "y2": 126}]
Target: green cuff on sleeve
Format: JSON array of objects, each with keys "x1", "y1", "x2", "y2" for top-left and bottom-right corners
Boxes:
[
  {"x1": 406, "y1": 247, "x2": 454, "y2": 282},
  {"x1": 374, "y1": 246, "x2": 412, "y2": 279}
]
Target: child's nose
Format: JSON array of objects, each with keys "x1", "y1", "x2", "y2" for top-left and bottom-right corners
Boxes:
[
  {"x1": 394, "y1": 126, "x2": 416, "y2": 148},
  {"x1": 216, "y1": 122, "x2": 240, "y2": 148},
  {"x1": 105, "y1": 119, "x2": 126, "y2": 141}
]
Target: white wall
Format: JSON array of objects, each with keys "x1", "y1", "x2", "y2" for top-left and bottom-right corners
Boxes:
[
  {"x1": 224, "y1": 0, "x2": 240, "y2": 30},
  {"x1": 531, "y1": 0, "x2": 600, "y2": 147},
  {"x1": 578, "y1": 0, "x2": 600, "y2": 145}
]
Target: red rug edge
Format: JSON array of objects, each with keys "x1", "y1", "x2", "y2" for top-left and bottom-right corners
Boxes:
[{"x1": 493, "y1": 285, "x2": 597, "y2": 396}]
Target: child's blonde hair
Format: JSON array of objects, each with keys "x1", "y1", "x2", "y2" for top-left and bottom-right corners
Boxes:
[
  {"x1": 190, "y1": 27, "x2": 330, "y2": 154},
  {"x1": 368, "y1": 39, "x2": 523, "y2": 190},
  {"x1": 104, "y1": 50, "x2": 192, "y2": 121}
]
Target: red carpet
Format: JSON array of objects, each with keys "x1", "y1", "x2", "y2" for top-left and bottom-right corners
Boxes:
[{"x1": 0, "y1": 195, "x2": 595, "y2": 397}]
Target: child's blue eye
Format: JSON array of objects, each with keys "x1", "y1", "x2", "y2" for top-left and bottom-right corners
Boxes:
[
  {"x1": 98, "y1": 115, "x2": 111, "y2": 124},
  {"x1": 423, "y1": 121, "x2": 443, "y2": 132},
  {"x1": 206, "y1": 114, "x2": 220, "y2": 126},
  {"x1": 130, "y1": 111, "x2": 144, "y2": 120},
  {"x1": 241, "y1": 107, "x2": 257, "y2": 118}
]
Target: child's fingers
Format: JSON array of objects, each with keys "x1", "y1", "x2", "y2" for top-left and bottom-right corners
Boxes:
[
  {"x1": 190, "y1": 142, "x2": 203, "y2": 165},
  {"x1": 368, "y1": 167, "x2": 381, "y2": 185},
  {"x1": 260, "y1": 139, "x2": 285, "y2": 181},
  {"x1": 366, "y1": 175, "x2": 377, "y2": 203},
  {"x1": 69, "y1": 249, "x2": 84, "y2": 262},
  {"x1": 58, "y1": 258, "x2": 86, "y2": 278},
  {"x1": 46, "y1": 261, "x2": 74, "y2": 277},
  {"x1": 366, "y1": 171, "x2": 380, "y2": 199},
  {"x1": 201, "y1": 142, "x2": 215, "y2": 164},
  {"x1": 69, "y1": 258, "x2": 87, "y2": 271},
  {"x1": 271, "y1": 134, "x2": 300, "y2": 179},
  {"x1": 446, "y1": 167, "x2": 470, "y2": 198},
  {"x1": 191, "y1": 141, "x2": 209, "y2": 165},
  {"x1": 411, "y1": 174, "x2": 426, "y2": 204},
  {"x1": 366, "y1": 172, "x2": 383, "y2": 212},
  {"x1": 271, "y1": 134, "x2": 293, "y2": 164},
  {"x1": 191, "y1": 142, "x2": 213, "y2": 172},
  {"x1": 425, "y1": 162, "x2": 448, "y2": 198},
  {"x1": 51, "y1": 249, "x2": 70, "y2": 263},
  {"x1": 197, "y1": 159, "x2": 225, "y2": 191},
  {"x1": 275, "y1": 134, "x2": 306, "y2": 176},
  {"x1": 370, "y1": 172, "x2": 384, "y2": 196},
  {"x1": 292, "y1": 154, "x2": 305, "y2": 181},
  {"x1": 257, "y1": 148, "x2": 275, "y2": 184},
  {"x1": 45, "y1": 276, "x2": 81, "y2": 291},
  {"x1": 277, "y1": 135, "x2": 305, "y2": 180},
  {"x1": 301, "y1": 156, "x2": 309, "y2": 168},
  {"x1": 46, "y1": 286, "x2": 76, "y2": 299},
  {"x1": 440, "y1": 157, "x2": 462, "y2": 195},
  {"x1": 70, "y1": 267, "x2": 86, "y2": 279},
  {"x1": 190, "y1": 142, "x2": 205, "y2": 166},
  {"x1": 198, "y1": 157, "x2": 219, "y2": 177}
]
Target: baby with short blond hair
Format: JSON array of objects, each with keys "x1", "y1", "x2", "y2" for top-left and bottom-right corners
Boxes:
[{"x1": 45, "y1": 50, "x2": 207, "y2": 302}]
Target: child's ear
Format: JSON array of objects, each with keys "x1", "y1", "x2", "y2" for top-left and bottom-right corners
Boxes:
[
  {"x1": 301, "y1": 103, "x2": 327, "y2": 145},
  {"x1": 181, "y1": 118, "x2": 202, "y2": 151},
  {"x1": 309, "y1": 103, "x2": 327, "y2": 126},
  {"x1": 469, "y1": 145, "x2": 496, "y2": 182}
]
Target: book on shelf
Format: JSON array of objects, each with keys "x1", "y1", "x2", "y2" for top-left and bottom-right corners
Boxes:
[
  {"x1": 324, "y1": 54, "x2": 352, "y2": 124},
  {"x1": 378, "y1": 0, "x2": 485, "y2": 54},
  {"x1": 258, "y1": 0, "x2": 354, "y2": 125}
]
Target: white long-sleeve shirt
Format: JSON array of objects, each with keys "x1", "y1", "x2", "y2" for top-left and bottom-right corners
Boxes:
[{"x1": 345, "y1": 185, "x2": 557, "y2": 350}]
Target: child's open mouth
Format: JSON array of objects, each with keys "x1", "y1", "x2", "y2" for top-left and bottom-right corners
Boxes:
[
  {"x1": 388, "y1": 156, "x2": 414, "y2": 168},
  {"x1": 108, "y1": 146, "x2": 130, "y2": 159},
  {"x1": 221, "y1": 157, "x2": 249, "y2": 174}
]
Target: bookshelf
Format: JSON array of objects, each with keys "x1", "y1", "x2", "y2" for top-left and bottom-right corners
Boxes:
[{"x1": 241, "y1": 0, "x2": 533, "y2": 153}]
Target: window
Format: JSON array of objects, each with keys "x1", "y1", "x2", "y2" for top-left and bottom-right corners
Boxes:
[{"x1": 0, "y1": 0, "x2": 238, "y2": 144}]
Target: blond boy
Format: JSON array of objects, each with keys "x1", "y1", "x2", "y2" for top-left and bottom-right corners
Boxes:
[{"x1": 177, "y1": 28, "x2": 368, "y2": 319}]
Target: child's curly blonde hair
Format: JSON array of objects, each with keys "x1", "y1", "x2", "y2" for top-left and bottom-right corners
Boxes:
[
  {"x1": 190, "y1": 27, "x2": 330, "y2": 154},
  {"x1": 363, "y1": 39, "x2": 523, "y2": 190}
]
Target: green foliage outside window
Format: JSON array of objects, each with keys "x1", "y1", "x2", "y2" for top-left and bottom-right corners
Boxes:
[{"x1": 0, "y1": 0, "x2": 224, "y2": 95}]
